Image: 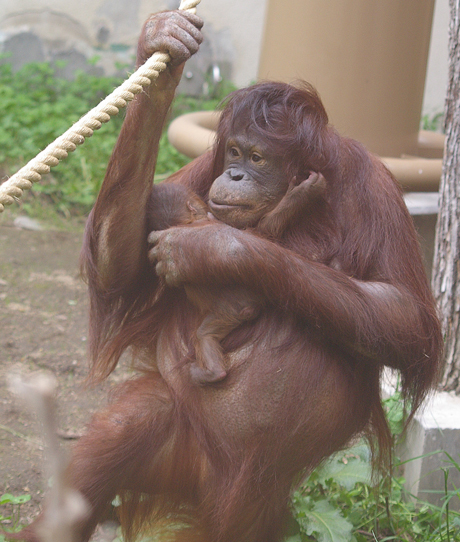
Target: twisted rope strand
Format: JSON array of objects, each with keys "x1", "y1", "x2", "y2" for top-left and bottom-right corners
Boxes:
[{"x1": 0, "y1": 0, "x2": 200, "y2": 213}]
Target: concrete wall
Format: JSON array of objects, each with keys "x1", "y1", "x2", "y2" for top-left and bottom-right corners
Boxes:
[
  {"x1": 423, "y1": 0, "x2": 449, "y2": 117},
  {"x1": 0, "y1": 0, "x2": 449, "y2": 111},
  {"x1": 0, "y1": 0, "x2": 267, "y2": 94}
]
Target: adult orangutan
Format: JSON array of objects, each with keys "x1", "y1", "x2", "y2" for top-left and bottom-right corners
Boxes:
[{"x1": 17, "y1": 8, "x2": 442, "y2": 542}]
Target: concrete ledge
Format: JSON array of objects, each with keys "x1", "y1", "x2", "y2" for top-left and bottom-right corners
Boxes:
[
  {"x1": 400, "y1": 391, "x2": 460, "y2": 510},
  {"x1": 404, "y1": 192, "x2": 439, "y2": 280},
  {"x1": 404, "y1": 192, "x2": 439, "y2": 216}
]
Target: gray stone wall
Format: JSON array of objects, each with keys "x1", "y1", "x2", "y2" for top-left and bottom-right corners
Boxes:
[{"x1": 0, "y1": 0, "x2": 267, "y2": 95}]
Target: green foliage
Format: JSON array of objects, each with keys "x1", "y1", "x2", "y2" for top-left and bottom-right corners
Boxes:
[
  {"x1": 287, "y1": 443, "x2": 370, "y2": 542},
  {"x1": 383, "y1": 389, "x2": 407, "y2": 438},
  {"x1": 421, "y1": 112, "x2": 444, "y2": 133},
  {"x1": 0, "y1": 61, "x2": 125, "y2": 215},
  {"x1": 0, "y1": 492, "x2": 31, "y2": 538},
  {"x1": 0, "y1": 60, "x2": 235, "y2": 217},
  {"x1": 287, "y1": 393, "x2": 460, "y2": 541},
  {"x1": 290, "y1": 497, "x2": 354, "y2": 542}
]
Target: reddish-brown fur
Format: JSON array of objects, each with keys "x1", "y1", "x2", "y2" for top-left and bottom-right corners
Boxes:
[
  {"x1": 14, "y1": 11, "x2": 442, "y2": 542},
  {"x1": 148, "y1": 182, "x2": 259, "y2": 384},
  {"x1": 147, "y1": 180, "x2": 326, "y2": 384}
]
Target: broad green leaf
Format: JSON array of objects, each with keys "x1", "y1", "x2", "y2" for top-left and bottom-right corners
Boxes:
[
  {"x1": 0, "y1": 493, "x2": 31, "y2": 506},
  {"x1": 10, "y1": 494, "x2": 31, "y2": 504},
  {"x1": 383, "y1": 391, "x2": 406, "y2": 436},
  {"x1": 0, "y1": 494, "x2": 14, "y2": 505},
  {"x1": 297, "y1": 500, "x2": 353, "y2": 542},
  {"x1": 316, "y1": 457, "x2": 371, "y2": 490}
]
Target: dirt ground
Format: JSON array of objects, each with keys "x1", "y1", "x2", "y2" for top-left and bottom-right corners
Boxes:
[{"x1": 0, "y1": 215, "x2": 129, "y2": 538}]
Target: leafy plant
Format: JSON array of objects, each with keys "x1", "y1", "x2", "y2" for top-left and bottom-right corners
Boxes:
[
  {"x1": 286, "y1": 393, "x2": 460, "y2": 541},
  {"x1": 0, "y1": 61, "x2": 125, "y2": 215},
  {"x1": 421, "y1": 112, "x2": 444, "y2": 133},
  {"x1": 0, "y1": 60, "x2": 236, "y2": 217},
  {"x1": 0, "y1": 493, "x2": 31, "y2": 538},
  {"x1": 286, "y1": 443, "x2": 371, "y2": 542}
]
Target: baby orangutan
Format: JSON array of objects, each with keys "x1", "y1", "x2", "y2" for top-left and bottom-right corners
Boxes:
[{"x1": 148, "y1": 173, "x2": 326, "y2": 384}]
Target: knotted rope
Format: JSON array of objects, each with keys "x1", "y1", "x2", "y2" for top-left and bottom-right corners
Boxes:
[{"x1": 0, "y1": 0, "x2": 200, "y2": 213}]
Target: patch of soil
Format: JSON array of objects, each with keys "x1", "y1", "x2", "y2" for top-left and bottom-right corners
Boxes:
[{"x1": 0, "y1": 220, "x2": 129, "y2": 538}]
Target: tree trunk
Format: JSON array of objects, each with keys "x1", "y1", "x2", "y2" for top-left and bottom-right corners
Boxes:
[{"x1": 432, "y1": 0, "x2": 460, "y2": 392}]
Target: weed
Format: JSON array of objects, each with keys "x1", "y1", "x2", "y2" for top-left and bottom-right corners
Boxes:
[
  {"x1": 0, "y1": 60, "x2": 235, "y2": 218},
  {"x1": 0, "y1": 493, "x2": 31, "y2": 539},
  {"x1": 421, "y1": 112, "x2": 444, "y2": 133},
  {"x1": 287, "y1": 393, "x2": 460, "y2": 542}
]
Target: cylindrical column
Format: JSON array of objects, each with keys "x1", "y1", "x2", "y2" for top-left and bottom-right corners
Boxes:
[{"x1": 258, "y1": 0, "x2": 435, "y2": 157}]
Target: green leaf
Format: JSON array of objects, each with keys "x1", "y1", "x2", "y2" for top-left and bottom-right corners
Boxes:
[
  {"x1": 383, "y1": 391, "x2": 406, "y2": 436},
  {"x1": 0, "y1": 494, "x2": 14, "y2": 505},
  {"x1": 0, "y1": 493, "x2": 31, "y2": 505},
  {"x1": 316, "y1": 457, "x2": 372, "y2": 491},
  {"x1": 298, "y1": 500, "x2": 354, "y2": 542},
  {"x1": 10, "y1": 494, "x2": 31, "y2": 504}
]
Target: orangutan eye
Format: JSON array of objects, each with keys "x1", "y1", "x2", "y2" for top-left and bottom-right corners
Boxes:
[
  {"x1": 251, "y1": 153, "x2": 263, "y2": 163},
  {"x1": 229, "y1": 147, "x2": 240, "y2": 158}
]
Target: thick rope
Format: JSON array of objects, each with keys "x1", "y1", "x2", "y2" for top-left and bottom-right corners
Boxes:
[{"x1": 0, "y1": 0, "x2": 200, "y2": 213}]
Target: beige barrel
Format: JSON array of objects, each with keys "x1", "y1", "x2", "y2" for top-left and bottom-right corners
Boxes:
[{"x1": 258, "y1": 0, "x2": 435, "y2": 157}]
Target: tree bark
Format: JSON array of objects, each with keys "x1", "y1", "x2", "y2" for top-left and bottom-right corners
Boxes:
[{"x1": 432, "y1": 0, "x2": 460, "y2": 392}]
